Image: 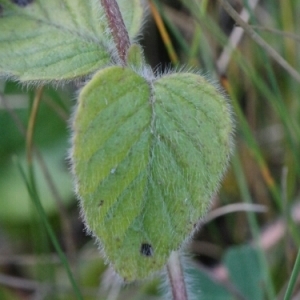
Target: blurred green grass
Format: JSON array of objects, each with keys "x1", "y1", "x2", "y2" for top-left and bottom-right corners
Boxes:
[{"x1": 1, "y1": 0, "x2": 300, "y2": 299}]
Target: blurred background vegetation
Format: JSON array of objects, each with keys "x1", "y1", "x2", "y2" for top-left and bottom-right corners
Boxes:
[{"x1": 1, "y1": 0, "x2": 300, "y2": 299}]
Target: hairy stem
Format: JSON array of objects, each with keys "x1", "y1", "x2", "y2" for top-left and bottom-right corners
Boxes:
[
  {"x1": 167, "y1": 251, "x2": 188, "y2": 300},
  {"x1": 100, "y1": 0, "x2": 131, "y2": 65}
]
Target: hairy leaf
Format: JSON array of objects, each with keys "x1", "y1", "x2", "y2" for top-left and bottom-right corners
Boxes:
[
  {"x1": 72, "y1": 66, "x2": 233, "y2": 281},
  {"x1": 0, "y1": 0, "x2": 143, "y2": 82}
]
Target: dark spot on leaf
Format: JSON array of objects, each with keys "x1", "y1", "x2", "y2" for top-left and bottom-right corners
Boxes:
[
  {"x1": 98, "y1": 200, "x2": 104, "y2": 207},
  {"x1": 0, "y1": 5, "x2": 3, "y2": 16},
  {"x1": 140, "y1": 243, "x2": 153, "y2": 257},
  {"x1": 11, "y1": 0, "x2": 33, "y2": 7}
]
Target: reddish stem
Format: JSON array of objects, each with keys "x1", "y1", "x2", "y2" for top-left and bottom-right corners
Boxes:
[
  {"x1": 100, "y1": 0, "x2": 131, "y2": 65},
  {"x1": 167, "y1": 251, "x2": 189, "y2": 300}
]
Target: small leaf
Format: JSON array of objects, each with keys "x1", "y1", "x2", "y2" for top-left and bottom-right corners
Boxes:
[
  {"x1": 186, "y1": 266, "x2": 232, "y2": 300},
  {"x1": 72, "y1": 66, "x2": 233, "y2": 281},
  {"x1": 224, "y1": 245, "x2": 264, "y2": 300},
  {"x1": 127, "y1": 44, "x2": 146, "y2": 69},
  {"x1": 0, "y1": 0, "x2": 143, "y2": 82}
]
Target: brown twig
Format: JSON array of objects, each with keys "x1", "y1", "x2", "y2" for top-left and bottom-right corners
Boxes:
[{"x1": 100, "y1": 0, "x2": 131, "y2": 65}]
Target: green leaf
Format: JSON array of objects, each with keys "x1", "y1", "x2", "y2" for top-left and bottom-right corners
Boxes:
[
  {"x1": 224, "y1": 245, "x2": 264, "y2": 300},
  {"x1": 127, "y1": 44, "x2": 146, "y2": 69},
  {"x1": 186, "y1": 266, "x2": 232, "y2": 300},
  {"x1": 72, "y1": 66, "x2": 233, "y2": 281},
  {"x1": 0, "y1": 0, "x2": 143, "y2": 82}
]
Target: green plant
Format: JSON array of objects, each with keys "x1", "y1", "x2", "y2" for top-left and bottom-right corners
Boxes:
[
  {"x1": 2, "y1": 0, "x2": 299, "y2": 299},
  {"x1": 0, "y1": 0, "x2": 233, "y2": 297}
]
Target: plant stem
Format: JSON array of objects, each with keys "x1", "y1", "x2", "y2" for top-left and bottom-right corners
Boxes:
[
  {"x1": 100, "y1": 0, "x2": 130, "y2": 65},
  {"x1": 26, "y1": 86, "x2": 43, "y2": 164},
  {"x1": 167, "y1": 251, "x2": 188, "y2": 300}
]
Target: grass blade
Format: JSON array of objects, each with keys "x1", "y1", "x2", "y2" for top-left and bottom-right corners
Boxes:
[{"x1": 15, "y1": 158, "x2": 83, "y2": 300}]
